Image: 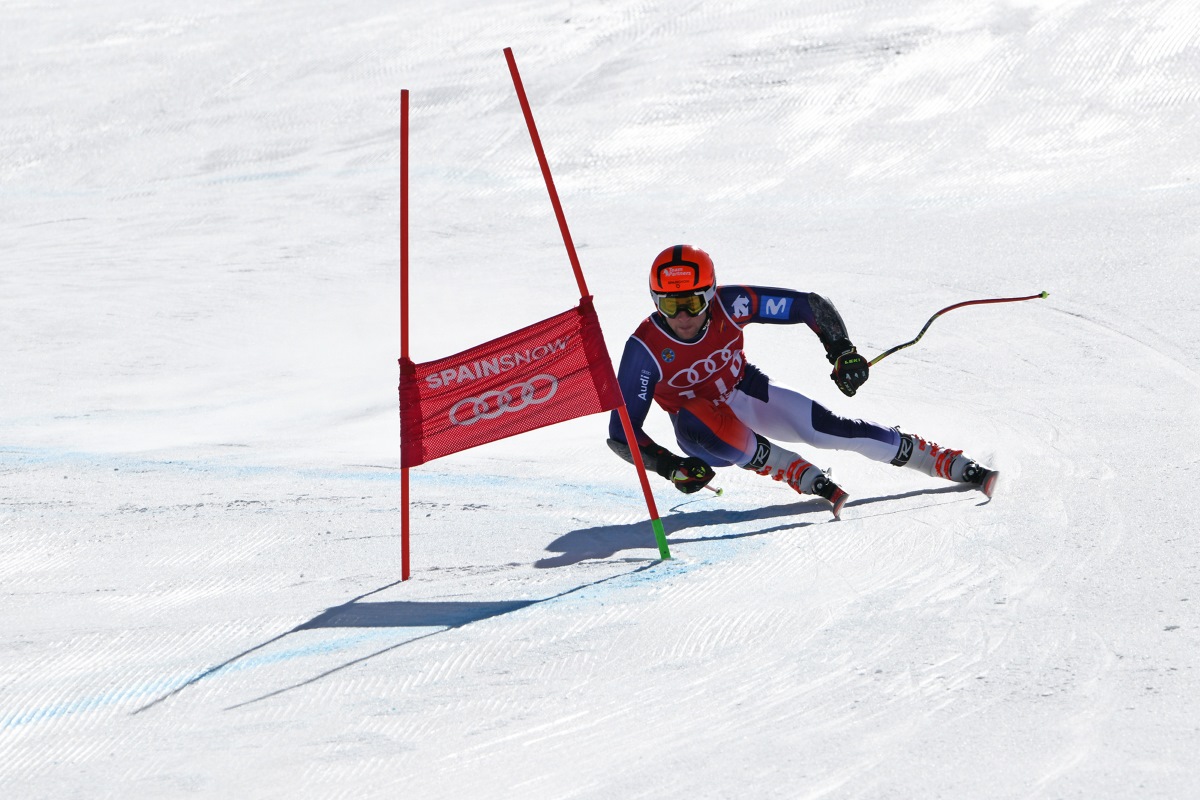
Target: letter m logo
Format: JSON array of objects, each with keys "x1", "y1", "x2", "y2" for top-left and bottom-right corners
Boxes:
[{"x1": 760, "y1": 296, "x2": 793, "y2": 320}]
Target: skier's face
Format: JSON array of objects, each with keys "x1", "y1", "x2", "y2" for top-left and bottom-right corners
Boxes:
[{"x1": 664, "y1": 307, "x2": 708, "y2": 340}]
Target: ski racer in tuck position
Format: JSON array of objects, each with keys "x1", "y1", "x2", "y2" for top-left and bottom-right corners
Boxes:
[{"x1": 607, "y1": 245, "x2": 998, "y2": 519}]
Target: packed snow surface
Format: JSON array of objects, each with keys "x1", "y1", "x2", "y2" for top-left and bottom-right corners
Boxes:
[{"x1": 2, "y1": 1, "x2": 1199, "y2": 797}]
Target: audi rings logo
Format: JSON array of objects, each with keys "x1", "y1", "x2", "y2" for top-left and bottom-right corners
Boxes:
[
  {"x1": 448, "y1": 374, "x2": 559, "y2": 426},
  {"x1": 666, "y1": 337, "x2": 743, "y2": 389}
]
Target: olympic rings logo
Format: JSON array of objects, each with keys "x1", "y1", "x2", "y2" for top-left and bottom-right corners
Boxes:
[
  {"x1": 448, "y1": 374, "x2": 559, "y2": 426},
  {"x1": 666, "y1": 337, "x2": 743, "y2": 389}
]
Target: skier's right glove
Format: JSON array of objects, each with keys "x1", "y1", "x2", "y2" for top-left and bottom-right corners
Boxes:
[{"x1": 654, "y1": 454, "x2": 716, "y2": 494}]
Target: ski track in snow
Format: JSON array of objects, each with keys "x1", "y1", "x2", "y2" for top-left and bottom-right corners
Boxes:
[{"x1": 3, "y1": 0, "x2": 1200, "y2": 797}]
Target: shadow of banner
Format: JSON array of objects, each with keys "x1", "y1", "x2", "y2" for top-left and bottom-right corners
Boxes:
[{"x1": 299, "y1": 599, "x2": 538, "y2": 629}]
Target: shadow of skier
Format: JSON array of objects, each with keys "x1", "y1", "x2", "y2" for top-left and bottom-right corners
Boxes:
[{"x1": 536, "y1": 483, "x2": 973, "y2": 568}]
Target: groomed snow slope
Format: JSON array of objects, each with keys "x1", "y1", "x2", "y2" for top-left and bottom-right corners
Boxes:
[{"x1": 2, "y1": 1, "x2": 1199, "y2": 797}]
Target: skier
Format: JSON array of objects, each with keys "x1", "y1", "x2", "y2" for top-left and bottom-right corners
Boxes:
[{"x1": 607, "y1": 244, "x2": 998, "y2": 518}]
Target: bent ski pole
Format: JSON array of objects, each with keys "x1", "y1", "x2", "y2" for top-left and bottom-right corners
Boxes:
[{"x1": 869, "y1": 291, "x2": 1048, "y2": 367}]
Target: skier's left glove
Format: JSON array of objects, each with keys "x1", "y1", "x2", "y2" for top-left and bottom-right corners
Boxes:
[
  {"x1": 829, "y1": 344, "x2": 869, "y2": 397},
  {"x1": 655, "y1": 454, "x2": 716, "y2": 494},
  {"x1": 671, "y1": 457, "x2": 717, "y2": 494}
]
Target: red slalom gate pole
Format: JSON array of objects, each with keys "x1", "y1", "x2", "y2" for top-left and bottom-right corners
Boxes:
[
  {"x1": 399, "y1": 89, "x2": 411, "y2": 580},
  {"x1": 503, "y1": 47, "x2": 589, "y2": 298},
  {"x1": 503, "y1": 47, "x2": 671, "y2": 560},
  {"x1": 869, "y1": 291, "x2": 1049, "y2": 368}
]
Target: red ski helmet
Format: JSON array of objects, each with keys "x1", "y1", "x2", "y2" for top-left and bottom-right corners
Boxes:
[
  {"x1": 649, "y1": 245, "x2": 716, "y2": 294},
  {"x1": 649, "y1": 245, "x2": 717, "y2": 318}
]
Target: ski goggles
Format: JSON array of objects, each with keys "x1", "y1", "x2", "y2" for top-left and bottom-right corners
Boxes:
[{"x1": 652, "y1": 286, "x2": 715, "y2": 318}]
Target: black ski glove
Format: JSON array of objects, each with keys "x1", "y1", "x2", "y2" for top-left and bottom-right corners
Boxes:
[
  {"x1": 655, "y1": 454, "x2": 716, "y2": 494},
  {"x1": 828, "y1": 343, "x2": 869, "y2": 397}
]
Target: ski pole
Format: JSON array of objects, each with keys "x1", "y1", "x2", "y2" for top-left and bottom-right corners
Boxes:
[{"x1": 869, "y1": 291, "x2": 1048, "y2": 367}]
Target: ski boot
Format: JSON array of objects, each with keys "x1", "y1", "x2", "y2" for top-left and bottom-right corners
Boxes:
[
  {"x1": 960, "y1": 459, "x2": 999, "y2": 498},
  {"x1": 745, "y1": 434, "x2": 848, "y2": 519},
  {"x1": 893, "y1": 432, "x2": 999, "y2": 498}
]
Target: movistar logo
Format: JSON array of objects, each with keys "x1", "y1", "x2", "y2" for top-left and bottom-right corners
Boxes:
[{"x1": 760, "y1": 296, "x2": 793, "y2": 320}]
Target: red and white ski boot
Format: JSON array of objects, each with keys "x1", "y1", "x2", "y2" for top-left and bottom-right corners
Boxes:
[
  {"x1": 893, "y1": 432, "x2": 998, "y2": 498},
  {"x1": 745, "y1": 434, "x2": 848, "y2": 519}
]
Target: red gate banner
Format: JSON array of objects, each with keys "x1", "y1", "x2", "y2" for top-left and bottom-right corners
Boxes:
[{"x1": 400, "y1": 296, "x2": 621, "y2": 468}]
